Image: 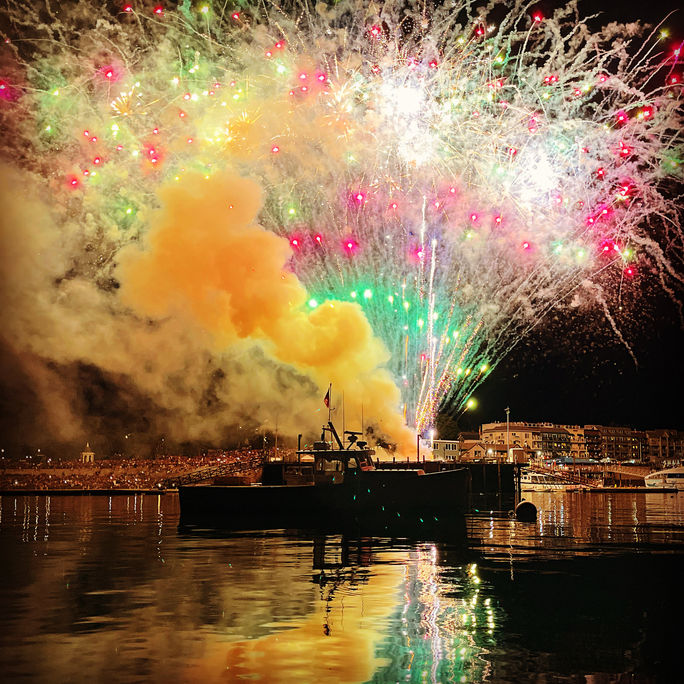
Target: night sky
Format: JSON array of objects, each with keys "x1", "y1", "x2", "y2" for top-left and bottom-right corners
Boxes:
[{"x1": 471, "y1": 293, "x2": 684, "y2": 431}]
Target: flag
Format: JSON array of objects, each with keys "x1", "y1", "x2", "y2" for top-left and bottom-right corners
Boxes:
[{"x1": 323, "y1": 387, "x2": 330, "y2": 408}]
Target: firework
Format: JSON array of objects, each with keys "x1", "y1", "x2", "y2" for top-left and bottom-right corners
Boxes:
[{"x1": 0, "y1": 1, "x2": 681, "y2": 439}]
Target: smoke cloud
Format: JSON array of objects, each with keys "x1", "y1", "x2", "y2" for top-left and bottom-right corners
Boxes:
[
  {"x1": 118, "y1": 170, "x2": 415, "y2": 453},
  {"x1": 0, "y1": 164, "x2": 413, "y2": 457}
]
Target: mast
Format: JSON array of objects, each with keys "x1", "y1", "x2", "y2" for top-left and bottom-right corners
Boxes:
[{"x1": 328, "y1": 383, "x2": 332, "y2": 424}]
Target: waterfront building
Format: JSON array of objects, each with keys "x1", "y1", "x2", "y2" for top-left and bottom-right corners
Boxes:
[
  {"x1": 480, "y1": 421, "x2": 532, "y2": 452},
  {"x1": 583, "y1": 426, "x2": 602, "y2": 460},
  {"x1": 431, "y1": 432, "x2": 483, "y2": 460},
  {"x1": 432, "y1": 439, "x2": 517, "y2": 462},
  {"x1": 645, "y1": 429, "x2": 684, "y2": 466},
  {"x1": 431, "y1": 439, "x2": 461, "y2": 460},
  {"x1": 563, "y1": 425, "x2": 587, "y2": 459},
  {"x1": 476, "y1": 421, "x2": 684, "y2": 464},
  {"x1": 584, "y1": 425, "x2": 645, "y2": 462},
  {"x1": 455, "y1": 441, "x2": 490, "y2": 462},
  {"x1": 432, "y1": 438, "x2": 493, "y2": 461},
  {"x1": 538, "y1": 426, "x2": 572, "y2": 457},
  {"x1": 480, "y1": 422, "x2": 571, "y2": 459}
]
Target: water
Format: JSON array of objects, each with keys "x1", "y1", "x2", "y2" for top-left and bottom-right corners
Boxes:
[{"x1": 0, "y1": 492, "x2": 682, "y2": 683}]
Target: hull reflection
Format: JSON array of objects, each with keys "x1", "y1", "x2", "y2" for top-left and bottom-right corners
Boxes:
[{"x1": 179, "y1": 508, "x2": 469, "y2": 545}]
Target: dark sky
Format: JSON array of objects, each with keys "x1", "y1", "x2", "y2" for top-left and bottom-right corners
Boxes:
[
  {"x1": 541, "y1": 0, "x2": 682, "y2": 29},
  {"x1": 472, "y1": 296, "x2": 684, "y2": 431}
]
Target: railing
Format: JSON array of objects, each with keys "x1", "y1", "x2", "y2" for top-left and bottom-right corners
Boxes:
[
  {"x1": 532, "y1": 462, "x2": 652, "y2": 487},
  {"x1": 530, "y1": 465, "x2": 598, "y2": 487},
  {"x1": 158, "y1": 454, "x2": 264, "y2": 489},
  {"x1": 604, "y1": 464, "x2": 650, "y2": 478}
]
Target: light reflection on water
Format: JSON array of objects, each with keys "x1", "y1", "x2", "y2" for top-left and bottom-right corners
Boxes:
[
  {"x1": 0, "y1": 492, "x2": 682, "y2": 683},
  {"x1": 469, "y1": 490, "x2": 684, "y2": 560}
]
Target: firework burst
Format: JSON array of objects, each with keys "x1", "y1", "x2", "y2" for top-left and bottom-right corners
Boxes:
[{"x1": 0, "y1": 0, "x2": 681, "y2": 439}]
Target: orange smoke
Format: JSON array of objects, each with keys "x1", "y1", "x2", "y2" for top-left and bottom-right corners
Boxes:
[{"x1": 118, "y1": 171, "x2": 415, "y2": 453}]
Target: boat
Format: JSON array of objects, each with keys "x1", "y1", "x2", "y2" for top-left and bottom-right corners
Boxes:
[
  {"x1": 520, "y1": 469, "x2": 585, "y2": 492},
  {"x1": 644, "y1": 465, "x2": 684, "y2": 490},
  {"x1": 178, "y1": 421, "x2": 471, "y2": 528}
]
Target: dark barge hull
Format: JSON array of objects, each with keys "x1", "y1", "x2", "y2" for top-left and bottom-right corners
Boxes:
[{"x1": 179, "y1": 468, "x2": 470, "y2": 526}]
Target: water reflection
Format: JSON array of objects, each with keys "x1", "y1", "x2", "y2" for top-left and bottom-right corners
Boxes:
[
  {"x1": 177, "y1": 531, "x2": 492, "y2": 683},
  {"x1": 370, "y1": 550, "x2": 495, "y2": 683},
  {"x1": 468, "y1": 491, "x2": 684, "y2": 562},
  {"x1": 0, "y1": 493, "x2": 682, "y2": 682}
]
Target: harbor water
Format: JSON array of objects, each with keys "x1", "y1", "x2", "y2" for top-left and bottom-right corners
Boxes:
[{"x1": 0, "y1": 491, "x2": 682, "y2": 683}]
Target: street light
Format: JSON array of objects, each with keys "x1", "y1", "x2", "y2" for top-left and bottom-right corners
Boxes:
[{"x1": 505, "y1": 407, "x2": 510, "y2": 462}]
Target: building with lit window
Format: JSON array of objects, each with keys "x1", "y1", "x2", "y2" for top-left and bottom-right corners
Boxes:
[
  {"x1": 432, "y1": 439, "x2": 510, "y2": 462},
  {"x1": 432, "y1": 440, "x2": 461, "y2": 461},
  {"x1": 436, "y1": 421, "x2": 684, "y2": 465},
  {"x1": 480, "y1": 422, "x2": 571, "y2": 458},
  {"x1": 645, "y1": 429, "x2": 684, "y2": 466},
  {"x1": 583, "y1": 425, "x2": 645, "y2": 462}
]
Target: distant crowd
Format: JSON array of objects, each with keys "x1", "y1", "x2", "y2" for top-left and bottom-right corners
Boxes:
[{"x1": 0, "y1": 449, "x2": 295, "y2": 491}]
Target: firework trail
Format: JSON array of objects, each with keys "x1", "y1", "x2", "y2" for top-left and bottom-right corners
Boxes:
[{"x1": 0, "y1": 0, "x2": 681, "y2": 448}]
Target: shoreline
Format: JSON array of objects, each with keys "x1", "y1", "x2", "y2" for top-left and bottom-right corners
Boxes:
[
  {"x1": 0, "y1": 489, "x2": 177, "y2": 496},
  {"x1": 1, "y1": 486, "x2": 679, "y2": 496},
  {"x1": 586, "y1": 487, "x2": 678, "y2": 493}
]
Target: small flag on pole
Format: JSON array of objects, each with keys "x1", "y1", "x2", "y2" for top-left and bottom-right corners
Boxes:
[{"x1": 323, "y1": 387, "x2": 330, "y2": 408}]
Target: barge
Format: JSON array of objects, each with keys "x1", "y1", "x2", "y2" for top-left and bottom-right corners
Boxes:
[{"x1": 179, "y1": 422, "x2": 471, "y2": 528}]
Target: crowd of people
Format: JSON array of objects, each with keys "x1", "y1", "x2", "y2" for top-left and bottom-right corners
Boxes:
[{"x1": 0, "y1": 449, "x2": 294, "y2": 491}]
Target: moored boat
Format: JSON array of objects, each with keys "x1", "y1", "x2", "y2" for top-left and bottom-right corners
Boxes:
[
  {"x1": 521, "y1": 469, "x2": 585, "y2": 492},
  {"x1": 644, "y1": 465, "x2": 684, "y2": 490},
  {"x1": 179, "y1": 422, "x2": 471, "y2": 526}
]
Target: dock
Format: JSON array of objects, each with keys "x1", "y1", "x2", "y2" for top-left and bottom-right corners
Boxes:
[
  {"x1": 0, "y1": 489, "x2": 166, "y2": 496},
  {"x1": 585, "y1": 487, "x2": 678, "y2": 493}
]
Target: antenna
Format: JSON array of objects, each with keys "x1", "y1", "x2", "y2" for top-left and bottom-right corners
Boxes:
[
  {"x1": 327, "y1": 421, "x2": 344, "y2": 449},
  {"x1": 342, "y1": 390, "x2": 345, "y2": 442}
]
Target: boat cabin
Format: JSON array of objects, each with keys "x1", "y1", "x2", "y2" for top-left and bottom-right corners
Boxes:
[{"x1": 263, "y1": 422, "x2": 375, "y2": 486}]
